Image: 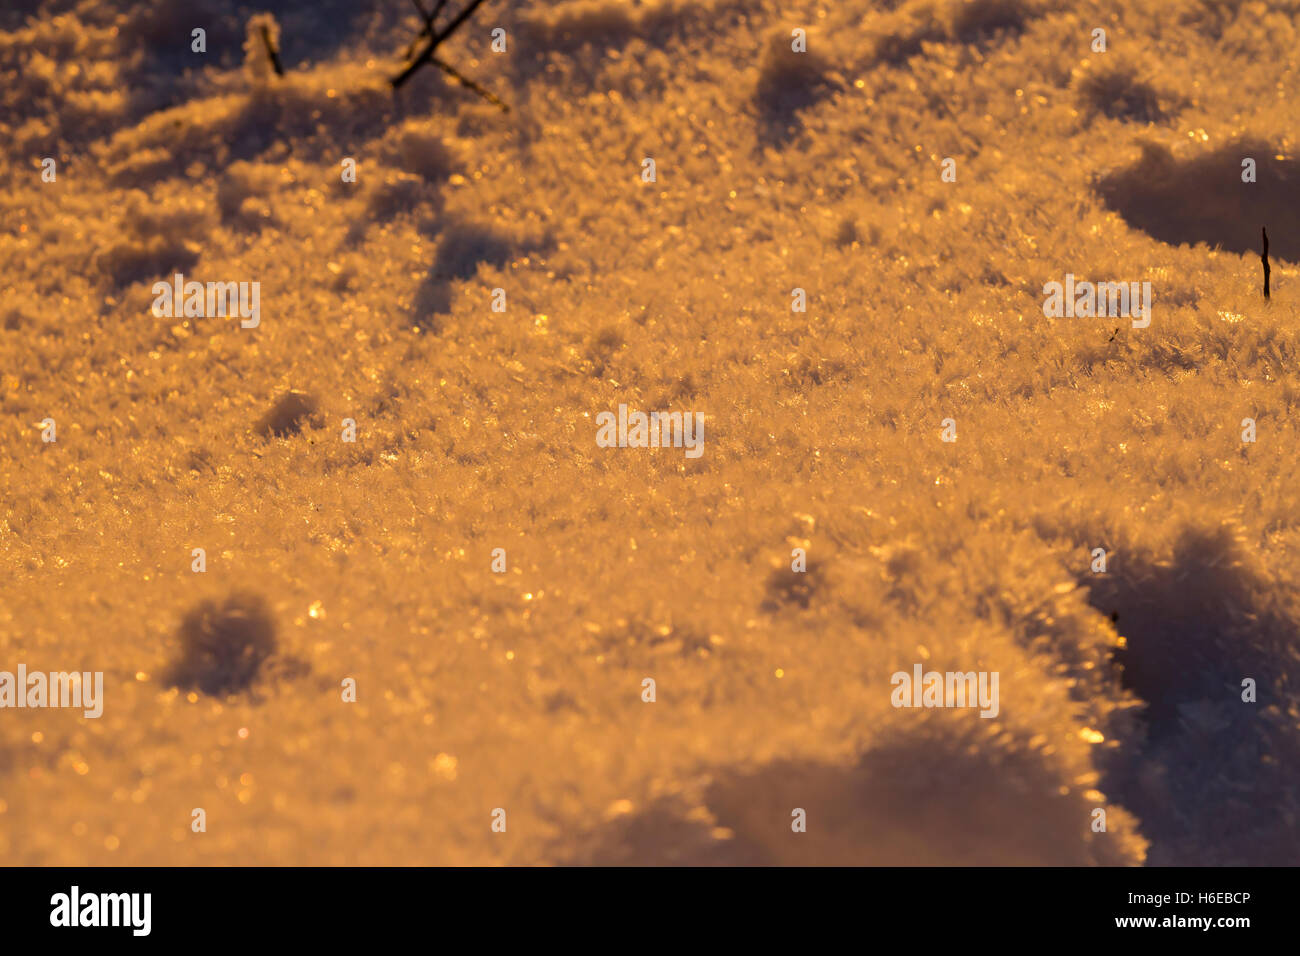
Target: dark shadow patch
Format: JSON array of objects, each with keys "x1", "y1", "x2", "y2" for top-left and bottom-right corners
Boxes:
[
  {"x1": 562, "y1": 730, "x2": 1142, "y2": 865},
  {"x1": 761, "y1": 559, "x2": 824, "y2": 611},
  {"x1": 394, "y1": 127, "x2": 461, "y2": 184},
  {"x1": 754, "y1": 31, "x2": 837, "y2": 146},
  {"x1": 561, "y1": 802, "x2": 768, "y2": 866},
  {"x1": 244, "y1": 0, "x2": 366, "y2": 70},
  {"x1": 106, "y1": 148, "x2": 183, "y2": 189},
  {"x1": 582, "y1": 324, "x2": 624, "y2": 378},
  {"x1": 1097, "y1": 140, "x2": 1300, "y2": 261},
  {"x1": 256, "y1": 390, "x2": 321, "y2": 438},
  {"x1": 873, "y1": 25, "x2": 946, "y2": 66},
  {"x1": 95, "y1": 192, "x2": 212, "y2": 287},
  {"x1": 1087, "y1": 524, "x2": 1279, "y2": 731},
  {"x1": 506, "y1": 0, "x2": 748, "y2": 94},
  {"x1": 123, "y1": 0, "x2": 363, "y2": 76},
  {"x1": 100, "y1": 76, "x2": 408, "y2": 191},
  {"x1": 950, "y1": 0, "x2": 1029, "y2": 44},
  {"x1": 166, "y1": 592, "x2": 276, "y2": 696},
  {"x1": 1077, "y1": 64, "x2": 1174, "y2": 124},
  {"x1": 0, "y1": 0, "x2": 48, "y2": 31},
  {"x1": 1083, "y1": 521, "x2": 1300, "y2": 864},
  {"x1": 429, "y1": 222, "x2": 516, "y2": 280},
  {"x1": 121, "y1": 0, "x2": 240, "y2": 77},
  {"x1": 215, "y1": 162, "x2": 279, "y2": 232},
  {"x1": 833, "y1": 216, "x2": 859, "y2": 248},
  {"x1": 517, "y1": 4, "x2": 636, "y2": 53},
  {"x1": 871, "y1": 0, "x2": 1034, "y2": 66},
  {"x1": 19, "y1": 1, "x2": 320, "y2": 152},
  {"x1": 96, "y1": 238, "x2": 201, "y2": 288},
  {"x1": 1176, "y1": 0, "x2": 1247, "y2": 42},
  {"x1": 702, "y1": 742, "x2": 1137, "y2": 865},
  {"x1": 345, "y1": 172, "x2": 443, "y2": 245},
  {"x1": 184, "y1": 447, "x2": 215, "y2": 473},
  {"x1": 410, "y1": 221, "x2": 523, "y2": 330}
]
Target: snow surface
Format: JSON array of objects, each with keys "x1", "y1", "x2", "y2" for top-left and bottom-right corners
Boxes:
[{"x1": 1, "y1": 0, "x2": 1298, "y2": 865}]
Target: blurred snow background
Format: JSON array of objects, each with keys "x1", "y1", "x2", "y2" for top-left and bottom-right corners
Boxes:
[{"x1": 1, "y1": 0, "x2": 1298, "y2": 864}]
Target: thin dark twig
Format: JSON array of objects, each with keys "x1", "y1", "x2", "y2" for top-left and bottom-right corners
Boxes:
[
  {"x1": 391, "y1": 0, "x2": 491, "y2": 89},
  {"x1": 431, "y1": 55, "x2": 509, "y2": 111},
  {"x1": 1262, "y1": 226, "x2": 1271, "y2": 301},
  {"x1": 403, "y1": 0, "x2": 439, "y2": 60},
  {"x1": 260, "y1": 24, "x2": 284, "y2": 76}
]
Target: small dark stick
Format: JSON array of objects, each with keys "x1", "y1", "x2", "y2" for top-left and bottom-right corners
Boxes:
[
  {"x1": 403, "y1": 0, "x2": 448, "y2": 60},
  {"x1": 260, "y1": 24, "x2": 284, "y2": 76},
  {"x1": 1262, "y1": 227, "x2": 1271, "y2": 300},
  {"x1": 1108, "y1": 327, "x2": 1119, "y2": 342},
  {"x1": 430, "y1": 56, "x2": 510, "y2": 112}
]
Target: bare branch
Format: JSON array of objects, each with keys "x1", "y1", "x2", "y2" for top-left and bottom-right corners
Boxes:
[
  {"x1": 430, "y1": 55, "x2": 509, "y2": 111},
  {"x1": 402, "y1": 0, "x2": 440, "y2": 60},
  {"x1": 391, "y1": 0, "x2": 491, "y2": 89}
]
